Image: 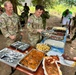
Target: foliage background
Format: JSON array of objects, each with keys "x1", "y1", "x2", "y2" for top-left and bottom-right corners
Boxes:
[{"x1": 0, "y1": 0, "x2": 76, "y2": 16}]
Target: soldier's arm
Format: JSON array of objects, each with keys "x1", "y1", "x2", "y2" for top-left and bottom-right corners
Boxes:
[{"x1": 0, "y1": 18, "x2": 11, "y2": 38}]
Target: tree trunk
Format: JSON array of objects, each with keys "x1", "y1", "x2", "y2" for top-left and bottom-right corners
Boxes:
[{"x1": 10, "y1": 0, "x2": 18, "y2": 14}]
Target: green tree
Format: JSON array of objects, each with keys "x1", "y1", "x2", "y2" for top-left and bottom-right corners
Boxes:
[
  {"x1": 0, "y1": 0, "x2": 25, "y2": 14},
  {"x1": 41, "y1": 11, "x2": 50, "y2": 29},
  {"x1": 32, "y1": 0, "x2": 76, "y2": 8},
  {"x1": 32, "y1": 0, "x2": 58, "y2": 8},
  {"x1": 59, "y1": 0, "x2": 76, "y2": 7}
]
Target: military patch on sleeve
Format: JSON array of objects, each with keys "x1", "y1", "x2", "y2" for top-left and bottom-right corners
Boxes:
[{"x1": 27, "y1": 22, "x2": 30, "y2": 26}]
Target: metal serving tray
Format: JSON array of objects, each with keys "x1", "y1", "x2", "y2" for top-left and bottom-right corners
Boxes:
[
  {"x1": 41, "y1": 30, "x2": 53, "y2": 37},
  {"x1": 0, "y1": 48, "x2": 25, "y2": 67},
  {"x1": 10, "y1": 41, "x2": 30, "y2": 51},
  {"x1": 49, "y1": 34, "x2": 64, "y2": 41},
  {"x1": 19, "y1": 49, "x2": 45, "y2": 72}
]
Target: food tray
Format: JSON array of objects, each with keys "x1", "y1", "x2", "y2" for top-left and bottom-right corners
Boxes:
[
  {"x1": 53, "y1": 27, "x2": 67, "y2": 31},
  {"x1": 42, "y1": 56, "x2": 62, "y2": 75},
  {"x1": 41, "y1": 30, "x2": 65, "y2": 39},
  {"x1": 52, "y1": 27, "x2": 66, "y2": 34},
  {"x1": 44, "y1": 39, "x2": 65, "y2": 48},
  {"x1": 36, "y1": 43, "x2": 50, "y2": 53},
  {"x1": 41, "y1": 30, "x2": 54, "y2": 37},
  {"x1": 19, "y1": 49, "x2": 45, "y2": 72},
  {"x1": 0, "y1": 48, "x2": 25, "y2": 67},
  {"x1": 52, "y1": 32, "x2": 65, "y2": 36},
  {"x1": 10, "y1": 41, "x2": 30, "y2": 51},
  {"x1": 49, "y1": 34, "x2": 64, "y2": 41},
  {"x1": 53, "y1": 29, "x2": 66, "y2": 34}
]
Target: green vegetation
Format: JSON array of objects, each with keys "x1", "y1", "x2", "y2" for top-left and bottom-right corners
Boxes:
[
  {"x1": 0, "y1": 0, "x2": 76, "y2": 15},
  {"x1": 48, "y1": 4, "x2": 76, "y2": 16},
  {"x1": 17, "y1": 4, "x2": 76, "y2": 17}
]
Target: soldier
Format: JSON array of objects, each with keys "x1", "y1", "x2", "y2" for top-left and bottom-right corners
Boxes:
[
  {"x1": 0, "y1": 1, "x2": 23, "y2": 47},
  {"x1": 27, "y1": 5, "x2": 44, "y2": 47},
  {"x1": 22, "y1": 3, "x2": 30, "y2": 24}
]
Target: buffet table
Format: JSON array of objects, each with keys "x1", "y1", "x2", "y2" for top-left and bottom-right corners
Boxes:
[
  {"x1": 0, "y1": 44, "x2": 62, "y2": 75},
  {"x1": 41, "y1": 27, "x2": 68, "y2": 56},
  {"x1": 0, "y1": 27, "x2": 69, "y2": 75},
  {"x1": 2, "y1": 46, "x2": 45, "y2": 75}
]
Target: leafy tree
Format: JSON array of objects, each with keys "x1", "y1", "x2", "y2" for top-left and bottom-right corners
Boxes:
[
  {"x1": 32, "y1": 0, "x2": 58, "y2": 8},
  {"x1": 0, "y1": 0, "x2": 25, "y2": 14},
  {"x1": 59, "y1": 0, "x2": 76, "y2": 7},
  {"x1": 32, "y1": 0, "x2": 76, "y2": 8},
  {"x1": 41, "y1": 11, "x2": 50, "y2": 29}
]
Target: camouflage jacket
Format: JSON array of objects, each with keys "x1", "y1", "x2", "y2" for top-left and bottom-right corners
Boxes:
[
  {"x1": 0, "y1": 12, "x2": 22, "y2": 38},
  {"x1": 27, "y1": 14, "x2": 44, "y2": 46},
  {"x1": 27, "y1": 14, "x2": 43, "y2": 34}
]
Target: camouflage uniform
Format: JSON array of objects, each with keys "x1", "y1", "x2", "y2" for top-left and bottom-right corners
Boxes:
[
  {"x1": 0, "y1": 12, "x2": 22, "y2": 47},
  {"x1": 27, "y1": 14, "x2": 43, "y2": 47}
]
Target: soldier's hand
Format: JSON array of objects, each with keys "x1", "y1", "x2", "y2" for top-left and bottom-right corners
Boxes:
[
  {"x1": 20, "y1": 32, "x2": 24, "y2": 36},
  {"x1": 9, "y1": 35, "x2": 16, "y2": 40},
  {"x1": 73, "y1": 57, "x2": 76, "y2": 61},
  {"x1": 37, "y1": 29, "x2": 44, "y2": 33}
]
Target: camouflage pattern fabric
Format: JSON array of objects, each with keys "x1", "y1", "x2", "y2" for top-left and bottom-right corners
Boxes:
[
  {"x1": 27, "y1": 14, "x2": 43, "y2": 47},
  {"x1": 0, "y1": 12, "x2": 22, "y2": 47}
]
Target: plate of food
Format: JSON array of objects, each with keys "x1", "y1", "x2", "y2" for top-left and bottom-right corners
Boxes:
[{"x1": 42, "y1": 56, "x2": 62, "y2": 75}]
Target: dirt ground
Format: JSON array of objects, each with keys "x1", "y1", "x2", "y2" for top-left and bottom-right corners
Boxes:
[{"x1": 0, "y1": 15, "x2": 76, "y2": 75}]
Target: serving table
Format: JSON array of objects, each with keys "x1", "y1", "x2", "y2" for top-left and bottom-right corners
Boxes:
[{"x1": 0, "y1": 27, "x2": 68, "y2": 75}]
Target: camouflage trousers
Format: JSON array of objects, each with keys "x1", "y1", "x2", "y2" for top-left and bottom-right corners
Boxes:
[{"x1": 28, "y1": 33, "x2": 42, "y2": 47}]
